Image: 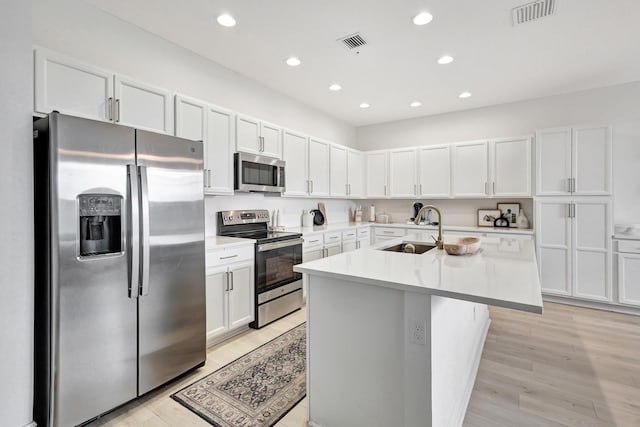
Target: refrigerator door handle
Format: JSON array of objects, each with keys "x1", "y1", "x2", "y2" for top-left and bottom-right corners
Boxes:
[
  {"x1": 139, "y1": 165, "x2": 151, "y2": 296},
  {"x1": 127, "y1": 164, "x2": 140, "y2": 299}
]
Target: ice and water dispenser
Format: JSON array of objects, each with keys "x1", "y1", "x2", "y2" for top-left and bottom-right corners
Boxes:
[{"x1": 78, "y1": 194, "x2": 122, "y2": 256}]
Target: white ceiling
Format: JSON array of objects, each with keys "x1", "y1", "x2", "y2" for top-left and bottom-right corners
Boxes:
[{"x1": 84, "y1": 0, "x2": 640, "y2": 127}]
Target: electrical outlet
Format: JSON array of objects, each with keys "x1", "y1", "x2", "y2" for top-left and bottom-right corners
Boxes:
[{"x1": 409, "y1": 318, "x2": 426, "y2": 346}]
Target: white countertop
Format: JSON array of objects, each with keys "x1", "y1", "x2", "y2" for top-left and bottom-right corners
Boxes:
[
  {"x1": 294, "y1": 232, "x2": 543, "y2": 314},
  {"x1": 614, "y1": 224, "x2": 640, "y2": 240},
  {"x1": 205, "y1": 236, "x2": 255, "y2": 250},
  {"x1": 287, "y1": 222, "x2": 370, "y2": 234}
]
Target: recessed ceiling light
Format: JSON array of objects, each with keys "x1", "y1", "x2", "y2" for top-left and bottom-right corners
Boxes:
[
  {"x1": 459, "y1": 91, "x2": 472, "y2": 99},
  {"x1": 437, "y1": 55, "x2": 454, "y2": 65},
  {"x1": 360, "y1": 102, "x2": 370, "y2": 109},
  {"x1": 216, "y1": 14, "x2": 236, "y2": 27},
  {"x1": 286, "y1": 57, "x2": 301, "y2": 67},
  {"x1": 329, "y1": 84, "x2": 342, "y2": 91},
  {"x1": 410, "y1": 102, "x2": 422, "y2": 107},
  {"x1": 413, "y1": 12, "x2": 433, "y2": 25}
]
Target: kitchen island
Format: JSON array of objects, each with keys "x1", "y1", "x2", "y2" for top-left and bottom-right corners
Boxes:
[{"x1": 294, "y1": 232, "x2": 543, "y2": 427}]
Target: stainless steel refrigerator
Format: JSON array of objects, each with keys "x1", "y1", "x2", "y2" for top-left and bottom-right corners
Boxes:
[{"x1": 33, "y1": 113, "x2": 206, "y2": 427}]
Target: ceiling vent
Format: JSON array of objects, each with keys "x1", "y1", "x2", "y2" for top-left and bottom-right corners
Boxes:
[
  {"x1": 512, "y1": 0, "x2": 556, "y2": 26},
  {"x1": 337, "y1": 33, "x2": 368, "y2": 54}
]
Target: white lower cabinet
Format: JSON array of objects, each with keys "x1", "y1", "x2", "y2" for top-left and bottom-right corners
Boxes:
[
  {"x1": 616, "y1": 240, "x2": 640, "y2": 307},
  {"x1": 206, "y1": 247, "x2": 254, "y2": 345},
  {"x1": 535, "y1": 198, "x2": 612, "y2": 302}
]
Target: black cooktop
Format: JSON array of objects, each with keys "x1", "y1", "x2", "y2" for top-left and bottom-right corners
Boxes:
[{"x1": 236, "y1": 230, "x2": 302, "y2": 244}]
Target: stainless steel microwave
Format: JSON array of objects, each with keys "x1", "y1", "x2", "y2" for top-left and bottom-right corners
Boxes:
[{"x1": 234, "y1": 152, "x2": 286, "y2": 193}]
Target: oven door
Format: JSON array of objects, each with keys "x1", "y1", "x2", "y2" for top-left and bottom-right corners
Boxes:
[
  {"x1": 256, "y1": 238, "x2": 303, "y2": 294},
  {"x1": 235, "y1": 152, "x2": 285, "y2": 193}
]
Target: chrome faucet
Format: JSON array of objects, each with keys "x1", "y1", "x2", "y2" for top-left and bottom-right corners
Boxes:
[{"x1": 414, "y1": 205, "x2": 443, "y2": 250}]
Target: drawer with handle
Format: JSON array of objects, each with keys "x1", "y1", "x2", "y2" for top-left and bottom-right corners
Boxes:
[
  {"x1": 617, "y1": 240, "x2": 640, "y2": 254},
  {"x1": 357, "y1": 227, "x2": 370, "y2": 238},
  {"x1": 303, "y1": 233, "x2": 324, "y2": 249},
  {"x1": 206, "y1": 245, "x2": 254, "y2": 267},
  {"x1": 342, "y1": 230, "x2": 357, "y2": 241},
  {"x1": 324, "y1": 231, "x2": 342, "y2": 245},
  {"x1": 374, "y1": 227, "x2": 405, "y2": 238}
]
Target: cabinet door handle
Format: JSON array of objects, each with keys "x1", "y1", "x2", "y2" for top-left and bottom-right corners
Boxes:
[
  {"x1": 309, "y1": 239, "x2": 319, "y2": 243},
  {"x1": 419, "y1": 183, "x2": 422, "y2": 195},
  {"x1": 384, "y1": 184, "x2": 387, "y2": 196},
  {"x1": 115, "y1": 99, "x2": 121, "y2": 123},
  {"x1": 356, "y1": 241, "x2": 360, "y2": 249},
  {"x1": 230, "y1": 271, "x2": 234, "y2": 291},
  {"x1": 225, "y1": 271, "x2": 230, "y2": 291},
  {"x1": 208, "y1": 169, "x2": 212, "y2": 187},
  {"x1": 311, "y1": 180, "x2": 314, "y2": 194},
  {"x1": 492, "y1": 182, "x2": 496, "y2": 194},
  {"x1": 203, "y1": 170, "x2": 208, "y2": 188},
  {"x1": 220, "y1": 254, "x2": 239, "y2": 260},
  {"x1": 571, "y1": 178, "x2": 576, "y2": 193},
  {"x1": 484, "y1": 182, "x2": 488, "y2": 195},
  {"x1": 107, "y1": 97, "x2": 113, "y2": 121}
]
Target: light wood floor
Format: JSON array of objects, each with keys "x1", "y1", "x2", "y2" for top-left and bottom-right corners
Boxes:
[
  {"x1": 464, "y1": 302, "x2": 640, "y2": 427},
  {"x1": 89, "y1": 302, "x2": 640, "y2": 427}
]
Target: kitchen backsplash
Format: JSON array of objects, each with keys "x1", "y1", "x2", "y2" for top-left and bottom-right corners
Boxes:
[
  {"x1": 205, "y1": 194, "x2": 533, "y2": 236},
  {"x1": 365, "y1": 198, "x2": 534, "y2": 229},
  {"x1": 205, "y1": 194, "x2": 357, "y2": 236}
]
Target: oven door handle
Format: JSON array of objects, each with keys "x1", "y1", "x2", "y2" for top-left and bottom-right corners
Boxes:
[{"x1": 257, "y1": 238, "x2": 304, "y2": 252}]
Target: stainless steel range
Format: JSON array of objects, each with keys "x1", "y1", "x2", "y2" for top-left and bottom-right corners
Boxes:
[{"x1": 217, "y1": 210, "x2": 303, "y2": 328}]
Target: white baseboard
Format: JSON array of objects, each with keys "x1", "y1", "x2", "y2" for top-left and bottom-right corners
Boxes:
[
  {"x1": 207, "y1": 324, "x2": 251, "y2": 348},
  {"x1": 543, "y1": 295, "x2": 640, "y2": 316},
  {"x1": 448, "y1": 317, "x2": 491, "y2": 427},
  {"x1": 23, "y1": 422, "x2": 37, "y2": 427}
]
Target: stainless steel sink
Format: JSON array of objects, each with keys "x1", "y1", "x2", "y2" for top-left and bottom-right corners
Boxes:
[{"x1": 381, "y1": 242, "x2": 437, "y2": 254}]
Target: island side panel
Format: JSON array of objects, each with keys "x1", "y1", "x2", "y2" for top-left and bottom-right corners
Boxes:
[
  {"x1": 431, "y1": 297, "x2": 490, "y2": 427},
  {"x1": 307, "y1": 275, "x2": 432, "y2": 427}
]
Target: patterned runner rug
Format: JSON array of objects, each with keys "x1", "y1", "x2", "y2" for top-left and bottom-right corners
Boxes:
[{"x1": 172, "y1": 323, "x2": 306, "y2": 427}]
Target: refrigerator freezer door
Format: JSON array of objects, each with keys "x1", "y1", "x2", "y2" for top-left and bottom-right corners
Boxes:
[
  {"x1": 135, "y1": 130, "x2": 206, "y2": 394},
  {"x1": 40, "y1": 114, "x2": 138, "y2": 426}
]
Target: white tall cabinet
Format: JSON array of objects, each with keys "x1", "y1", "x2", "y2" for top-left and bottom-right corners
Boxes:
[
  {"x1": 35, "y1": 47, "x2": 173, "y2": 134},
  {"x1": 175, "y1": 95, "x2": 234, "y2": 195},
  {"x1": 535, "y1": 199, "x2": 612, "y2": 302},
  {"x1": 536, "y1": 126, "x2": 611, "y2": 196}
]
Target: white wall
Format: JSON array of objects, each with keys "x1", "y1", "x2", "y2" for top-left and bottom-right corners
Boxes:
[
  {"x1": 357, "y1": 82, "x2": 640, "y2": 223},
  {"x1": 31, "y1": 0, "x2": 356, "y2": 148},
  {"x1": 0, "y1": 1, "x2": 34, "y2": 426}
]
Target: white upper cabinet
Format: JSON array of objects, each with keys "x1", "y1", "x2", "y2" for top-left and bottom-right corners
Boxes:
[
  {"x1": 536, "y1": 125, "x2": 611, "y2": 196},
  {"x1": 114, "y1": 75, "x2": 173, "y2": 134},
  {"x1": 308, "y1": 137, "x2": 331, "y2": 197},
  {"x1": 490, "y1": 136, "x2": 531, "y2": 197},
  {"x1": 34, "y1": 48, "x2": 173, "y2": 134},
  {"x1": 347, "y1": 149, "x2": 365, "y2": 198},
  {"x1": 417, "y1": 145, "x2": 451, "y2": 198},
  {"x1": 236, "y1": 114, "x2": 261, "y2": 154},
  {"x1": 452, "y1": 141, "x2": 489, "y2": 197},
  {"x1": 366, "y1": 151, "x2": 388, "y2": 198},
  {"x1": 175, "y1": 94, "x2": 234, "y2": 194},
  {"x1": 536, "y1": 128, "x2": 573, "y2": 195},
  {"x1": 282, "y1": 130, "x2": 309, "y2": 197},
  {"x1": 573, "y1": 125, "x2": 611, "y2": 195},
  {"x1": 205, "y1": 105, "x2": 235, "y2": 194},
  {"x1": 389, "y1": 148, "x2": 418, "y2": 198},
  {"x1": 236, "y1": 114, "x2": 282, "y2": 158},
  {"x1": 35, "y1": 48, "x2": 113, "y2": 122},
  {"x1": 330, "y1": 144, "x2": 348, "y2": 198},
  {"x1": 260, "y1": 121, "x2": 283, "y2": 158}
]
